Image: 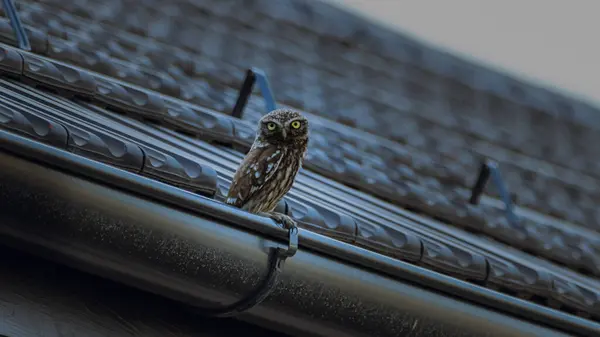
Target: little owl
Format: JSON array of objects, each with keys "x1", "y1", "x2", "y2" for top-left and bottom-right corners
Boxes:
[{"x1": 226, "y1": 108, "x2": 309, "y2": 229}]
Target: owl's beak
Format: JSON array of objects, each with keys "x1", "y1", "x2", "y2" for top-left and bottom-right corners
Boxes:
[{"x1": 281, "y1": 129, "x2": 287, "y2": 140}]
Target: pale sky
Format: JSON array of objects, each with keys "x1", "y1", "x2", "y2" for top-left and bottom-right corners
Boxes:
[{"x1": 323, "y1": 0, "x2": 600, "y2": 108}]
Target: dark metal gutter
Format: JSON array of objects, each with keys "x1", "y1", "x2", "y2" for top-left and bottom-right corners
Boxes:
[
  {"x1": 0, "y1": 245, "x2": 292, "y2": 337},
  {"x1": 0, "y1": 130, "x2": 595, "y2": 337}
]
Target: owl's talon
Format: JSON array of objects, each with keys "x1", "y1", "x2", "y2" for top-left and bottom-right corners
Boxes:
[{"x1": 259, "y1": 212, "x2": 297, "y2": 230}]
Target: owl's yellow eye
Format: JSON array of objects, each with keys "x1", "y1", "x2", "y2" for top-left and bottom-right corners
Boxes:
[
  {"x1": 290, "y1": 121, "x2": 301, "y2": 129},
  {"x1": 266, "y1": 122, "x2": 277, "y2": 131}
]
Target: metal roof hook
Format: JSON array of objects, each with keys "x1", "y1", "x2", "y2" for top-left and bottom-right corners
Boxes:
[
  {"x1": 1, "y1": 0, "x2": 30, "y2": 51},
  {"x1": 231, "y1": 67, "x2": 277, "y2": 119},
  {"x1": 196, "y1": 225, "x2": 299, "y2": 317},
  {"x1": 469, "y1": 159, "x2": 519, "y2": 226}
]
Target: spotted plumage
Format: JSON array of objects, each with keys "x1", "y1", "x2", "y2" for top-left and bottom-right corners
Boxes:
[{"x1": 226, "y1": 108, "x2": 309, "y2": 228}]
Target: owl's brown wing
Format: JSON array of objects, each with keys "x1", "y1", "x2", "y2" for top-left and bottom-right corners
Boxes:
[{"x1": 225, "y1": 146, "x2": 284, "y2": 209}]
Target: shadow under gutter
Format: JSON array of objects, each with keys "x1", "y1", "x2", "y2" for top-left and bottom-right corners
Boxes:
[{"x1": 0, "y1": 129, "x2": 595, "y2": 337}]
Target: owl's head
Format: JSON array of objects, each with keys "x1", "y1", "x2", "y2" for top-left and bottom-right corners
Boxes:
[{"x1": 256, "y1": 108, "x2": 309, "y2": 146}]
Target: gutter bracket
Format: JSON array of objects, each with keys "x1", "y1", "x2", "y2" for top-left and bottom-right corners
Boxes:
[{"x1": 196, "y1": 225, "x2": 298, "y2": 317}]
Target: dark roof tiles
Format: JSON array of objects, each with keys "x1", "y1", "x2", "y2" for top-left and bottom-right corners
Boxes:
[
  {"x1": 5, "y1": 39, "x2": 600, "y2": 281},
  {"x1": 1, "y1": 80, "x2": 600, "y2": 319},
  {"x1": 8, "y1": 0, "x2": 598, "y2": 229},
  {"x1": 0, "y1": 0, "x2": 600, "y2": 324}
]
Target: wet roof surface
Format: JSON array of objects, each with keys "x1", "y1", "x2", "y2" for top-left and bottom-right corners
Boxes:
[{"x1": 1, "y1": 0, "x2": 600, "y2": 325}]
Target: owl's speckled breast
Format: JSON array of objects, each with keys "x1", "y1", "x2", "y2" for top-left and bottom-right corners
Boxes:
[{"x1": 242, "y1": 145, "x2": 305, "y2": 214}]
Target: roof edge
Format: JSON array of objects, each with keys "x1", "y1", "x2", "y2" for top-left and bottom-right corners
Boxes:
[{"x1": 0, "y1": 130, "x2": 596, "y2": 337}]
